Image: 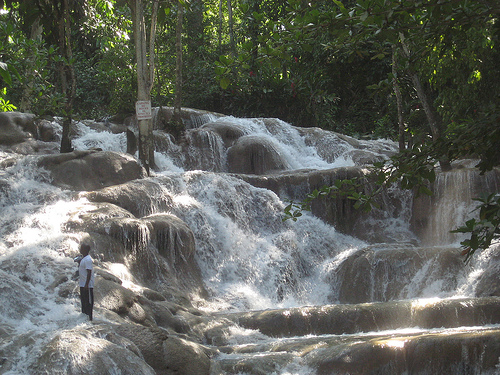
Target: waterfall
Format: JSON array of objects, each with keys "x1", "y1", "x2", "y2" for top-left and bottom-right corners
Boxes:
[
  {"x1": 1, "y1": 113, "x2": 500, "y2": 374},
  {"x1": 412, "y1": 166, "x2": 500, "y2": 246}
]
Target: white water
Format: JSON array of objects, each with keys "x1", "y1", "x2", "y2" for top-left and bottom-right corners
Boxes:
[{"x1": 0, "y1": 116, "x2": 496, "y2": 374}]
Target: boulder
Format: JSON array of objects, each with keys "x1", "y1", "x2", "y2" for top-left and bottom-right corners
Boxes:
[
  {"x1": 144, "y1": 214, "x2": 196, "y2": 266},
  {"x1": 328, "y1": 244, "x2": 464, "y2": 304},
  {"x1": 0, "y1": 112, "x2": 36, "y2": 145},
  {"x1": 475, "y1": 244, "x2": 500, "y2": 297},
  {"x1": 30, "y1": 327, "x2": 156, "y2": 375},
  {"x1": 112, "y1": 324, "x2": 170, "y2": 371},
  {"x1": 6, "y1": 139, "x2": 59, "y2": 155},
  {"x1": 82, "y1": 179, "x2": 173, "y2": 218},
  {"x1": 38, "y1": 150, "x2": 147, "y2": 191},
  {"x1": 200, "y1": 121, "x2": 246, "y2": 147},
  {"x1": 227, "y1": 135, "x2": 289, "y2": 174},
  {"x1": 162, "y1": 335, "x2": 212, "y2": 375},
  {"x1": 95, "y1": 277, "x2": 137, "y2": 315},
  {"x1": 0, "y1": 269, "x2": 38, "y2": 320}
]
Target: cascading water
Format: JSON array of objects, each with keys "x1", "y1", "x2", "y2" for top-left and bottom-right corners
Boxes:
[{"x1": 1, "y1": 112, "x2": 499, "y2": 374}]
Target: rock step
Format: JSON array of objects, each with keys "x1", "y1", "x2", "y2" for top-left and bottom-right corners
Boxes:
[
  {"x1": 218, "y1": 297, "x2": 500, "y2": 338},
  {"x1": 215, "y1": 326, "x2": 500, "y2": 375}
]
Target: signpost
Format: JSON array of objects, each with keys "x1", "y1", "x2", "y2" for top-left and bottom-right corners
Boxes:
[{"x1": 136, "y1": 100, "x2": 152, "y2": 120}]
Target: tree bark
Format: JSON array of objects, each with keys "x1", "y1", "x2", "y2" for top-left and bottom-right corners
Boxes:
[
  {"x1": 132, "y1": 0, "x2": 159, "y2": 175},
  {"x1": 173, "y1": 1, "x2": 184, "y2": 127},
  {"x1": 399, "y1": 33, "x2": 452, "y2": 171},
  {"x1": 59, "y1": 0, "x2": 76, "y2": 153},
  {"x1": 218, "y1": 0, "x2": 223, "y2": 53},
  {"x1": 392, "y1": 45, "x2": 405, "y2": 152},
  {"x1": 228, "y1": 0, "x2": 236, "y2": 58}
]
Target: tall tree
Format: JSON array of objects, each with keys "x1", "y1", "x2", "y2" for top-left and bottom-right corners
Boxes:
[
  {"x1": 172, "y1": 0, "x2": 183, "y2": 127},
  {"x1": 57, "y1": 0, "x2": 76, "y2": 153},
  {"x1": 131, "y1": 0, "x2": 159, "y2": 174}
]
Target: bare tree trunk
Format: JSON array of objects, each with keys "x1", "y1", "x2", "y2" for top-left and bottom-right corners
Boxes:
[
  {"x1": 173, "y1": 1, "x2": 184, "y2": 127},
  {"x1": 218, "y1": 0, "x2": 223, "y2": 53},
  {"x1": 392, "y1": 45, "x2": 405, "y2": 152},
  {"x1": 228, "y1": 0, "x2": 236, "y2": 58},
  {"x1": 399, "y1": 33, "x2": 452, "y2": 171},
  {"x1": 59, "y1": 0, "x2": 76, "y2": 153},
  {"x1": 132, "y1": 0, "x2": 159, "y2": 175}
]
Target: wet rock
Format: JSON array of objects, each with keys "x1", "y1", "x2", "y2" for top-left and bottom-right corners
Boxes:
[
  {"x1": 142, "y1": 287, "x2": 166, "y2": 301},
  {"x1": 94, "y1": 266, "x2": 122, "y2": 285},
  {"x1": 113, "y1": 323, "x2": 170, "y2": 370},
  {"x1": 7, "y1": 139, "x2": 60, "y2": 155},
  {"x1": 140, "y1": 299, "x2": 190, "y2": 333},
  {"x1": 201, "y1": 121, "x2": 246, "y2": 147},
  {"x1": 474, "y1": 244, "x2": 500, "y2": 297},
  {"x1": 307, "y1": 328, "x2": 500, "y2": 375},
  {"x1": 144, "y1": 213, "x2": 196, "y2": 267},
  {"x1": 227, "y1": 135, "x2": 290, "y2": 174},
  {"x1": 217, "y1": 352, "x2": 296, "y2": 375},
  {"x1": 83, "y1": 179, "x2": 172, "y2": 218},
  {"x1": 95, "y1": 277, "x2": 137, "y2": 314},
  {"x1": 0, "y1": 269, "x2": 38, "y2": 319},
  {"x1": 238, "y1": 167, "x2": 368, "y2": 235},
  {"x1": 30, "y1": 327, "x2": 156, "y2": 375},
  {"x1": 223, "y1": 297, "x2": 500, "y2": 338},
  {"x1": 38, "y1": 150, "x2": 147, "y2": 191},
  {"x1": 65, "y1": 201, "x2": 136, "y2": 232},
  {"x1": 0, "y1": 112, "x2": 36, "y2": 145},
  {"x1": 67, "y1": 198, "x2": 207, "y2": 297},
  {"x1": 162, "y1": 335, "x2": 212, "y2": 375},
  {"x1": 328, "y1": 244, "x2": 464, "y2": 304}
]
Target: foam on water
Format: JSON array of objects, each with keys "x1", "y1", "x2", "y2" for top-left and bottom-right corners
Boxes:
[
  {"x1": 220, "y1": 117, "x2": 356, "y2": 170},
  {"x1": 72, "y1": 121, "x2": 127, "y2": 152}
]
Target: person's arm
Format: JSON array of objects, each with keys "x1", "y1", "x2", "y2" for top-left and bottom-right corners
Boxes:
[{"x1": 84, "y1": 269, "x2": 92, "y2": 289}]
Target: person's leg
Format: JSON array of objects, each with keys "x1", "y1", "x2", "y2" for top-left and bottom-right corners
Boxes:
[
  {"x1": 88, "y1": 288, "x2": 94, "y2": 321},
  {"x1": 80, "y1": 287, "x2": 91, "y2": 319},
  {"x1": 80, "y1": 287, "x2": 86, "y2": 314}
]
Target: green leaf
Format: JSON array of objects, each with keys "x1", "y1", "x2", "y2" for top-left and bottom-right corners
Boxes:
[
  {"x1": 220, "y1": 77, "x2": 230, "y2": 89},
  {"x1": 0, "y1": 62, "x2": 12, "y2": 86}
]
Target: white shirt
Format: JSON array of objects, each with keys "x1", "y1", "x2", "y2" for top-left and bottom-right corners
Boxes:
[{"x1": 78, "y1": 255, "x2": 95, "y2": 288}]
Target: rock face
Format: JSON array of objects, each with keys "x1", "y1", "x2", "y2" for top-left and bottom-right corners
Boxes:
[
  {"x1": 327, "y1": 244, "x2": 465, "y2": 304},
  {"x1": 227, "y1": 135, "x2": 290, "y2": 174},
  {"x1": 38, "y1": 150, "x2": 147, "y2": 191},
  {"x1": 66, "y1": 200, "x2": 206, "y2": 296},
  {"x1": 0, "y1": 112, "x2": 61, "y2": 153},
  {"x1": 30, "y1": 327, "x2": 157, "y2": 375},
  {"x1": 0, "y1": 112, "x2": 36, "y2": 145},
  {"x1": 238, "y1": 167, "x2": 412, "y2": 243}
]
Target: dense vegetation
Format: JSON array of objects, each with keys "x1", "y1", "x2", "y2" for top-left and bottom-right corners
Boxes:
[{"x1": 1, "y1": 0, "x2": 499, "y2": 258}]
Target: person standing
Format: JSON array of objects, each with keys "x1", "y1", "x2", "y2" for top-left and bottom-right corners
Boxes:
[{"x1": 77, "y1": 243, "x2": 95, "y2": 321}]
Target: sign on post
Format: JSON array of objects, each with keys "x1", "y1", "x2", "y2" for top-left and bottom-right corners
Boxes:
[{"x1": 136, "y1": 100, "x2": 152, "y2": 120}]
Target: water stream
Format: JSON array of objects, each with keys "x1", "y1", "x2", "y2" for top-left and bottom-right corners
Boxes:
[{"x1": 0, "y1": 114, "x2": 499, "y2": 374}]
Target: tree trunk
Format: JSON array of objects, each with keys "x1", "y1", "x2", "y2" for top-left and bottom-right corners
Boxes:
[
  {"x1": 218, "y1": 0, "x2": 223, "y2": 53},
  {"x1": 399, "y1": 33, "x2": 452, "y2": 171},
  {"x1": 228, "y1": 0, "x2": 236, "y2": 58},
  {"x1": 132, "y1": 0, "x2": 159, "y2": 175},
  {"x1": 173, "y1": 1, "x2": 184, "y2": 127},
  {"x1": 392, "y1": 45, "x2": 405, "y2": 152},
  {"x1": 59, "y1": 0, "x2": 76, "y2": 153}
]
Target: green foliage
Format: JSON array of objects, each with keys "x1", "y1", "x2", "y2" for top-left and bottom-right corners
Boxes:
[
  {"x1": 0, "y1": 87, "x2": 16, "y2": 111},
  {"x1": 453, "y1": 194, "x2": 500, "y2": 264},
  {"x1": 283, "y1": 177, "x2": 381, "y2": 222}
]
